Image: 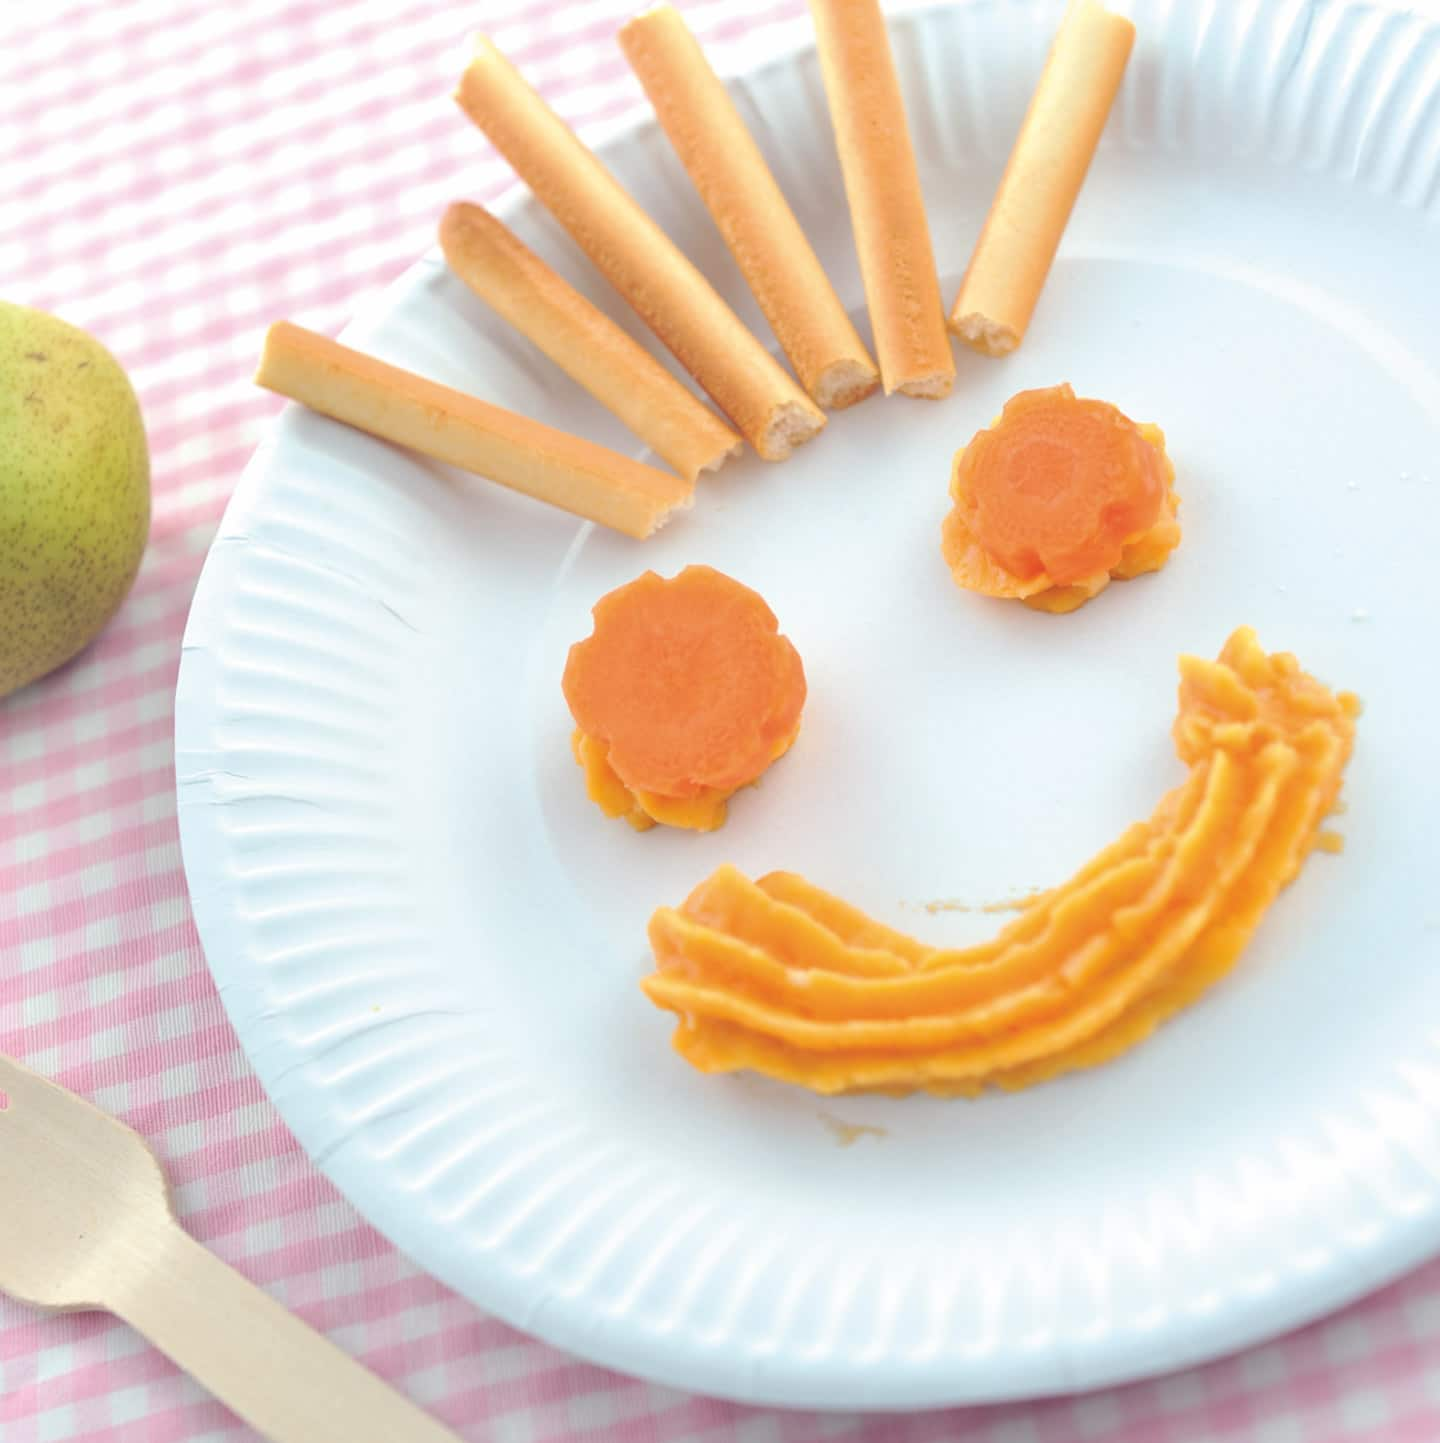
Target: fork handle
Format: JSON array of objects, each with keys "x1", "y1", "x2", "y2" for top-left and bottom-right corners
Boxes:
[{"x1": 112, "y1": 1220, "x2": 463, "y2": 1443}]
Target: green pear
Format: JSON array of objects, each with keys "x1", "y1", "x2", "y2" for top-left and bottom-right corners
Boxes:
[{"x1": 1, "y1": 303, "x2": 150, "y2": 698}]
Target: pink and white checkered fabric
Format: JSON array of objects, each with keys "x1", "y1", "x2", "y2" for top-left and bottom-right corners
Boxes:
[{"x1": 3, "y1": 2, "x2": 1439, "y2": 1439}]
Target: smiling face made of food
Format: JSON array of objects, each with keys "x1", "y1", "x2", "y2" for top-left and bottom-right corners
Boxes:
[{"x1": 642, "y1": 628, "x2": 1358, "y2": 1097}]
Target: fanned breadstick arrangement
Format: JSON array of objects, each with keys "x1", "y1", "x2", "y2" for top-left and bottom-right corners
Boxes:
[
  {"x1": 254, "y1": 323, "x2": 692, "y2": 539},
  {"x1": 618, "y1": 5, "x2": 880, "y2": 411},
  {"x1": 455, "y1": 38, "x2": 825, "y2": 462},
  {"x1": 951, "y1": 0, "x2": 1135, "y2": 355},
  {"x1": 808, "y1": 0, "x2": 955, "y2": 399},
  {"x1": 439, "y1": 202, "x2": 741, "y2": 482},
  {"x1": 257, "y1": 1, "x2": 1141, "y2": 536}
]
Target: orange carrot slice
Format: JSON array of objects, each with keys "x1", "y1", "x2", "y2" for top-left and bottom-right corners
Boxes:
[
  {"x1": 958, "y1": 384, "x2": 1163, "y2": 583},
  {"x1": 563, "y1": 565, "x2": 806, "y2": 810},
  {"x1": 942, "y1": 385, "x2": 1180, "y2": 612}
]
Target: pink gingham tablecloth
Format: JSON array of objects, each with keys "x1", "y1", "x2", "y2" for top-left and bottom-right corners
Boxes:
[{"x1": 3, "y1": 2, "x2": 1440, "y2": 1439}]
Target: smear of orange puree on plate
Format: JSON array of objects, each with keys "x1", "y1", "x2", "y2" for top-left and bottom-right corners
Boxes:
[{"x1": 641, "y1": 629, "x2": 1359, "y2": 1096}]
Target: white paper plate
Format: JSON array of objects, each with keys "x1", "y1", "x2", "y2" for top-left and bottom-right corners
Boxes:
[{"x1": 175, "y1": 0, "x2": 1440, "y2": 1409}]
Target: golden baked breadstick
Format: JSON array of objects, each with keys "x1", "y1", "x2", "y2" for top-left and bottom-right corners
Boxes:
[
  {"x1": 618, "y1": 6, "x2": 879, "y2": 411},
  {"x1": 808, "y1": 0, "x2": 954, "y2": 399},
  {"x1": 455, "y1": 38, "x2": 825, "y2": 461},
  {"x1": 439, "y1": 202, "x2": 740, "y2": 481},
  {"x1": 950, "y1": 0, "x2": 1134, "y2": 355},
  {"x1": 255, "y1": 321, "x2": 692, "y2": 539}
]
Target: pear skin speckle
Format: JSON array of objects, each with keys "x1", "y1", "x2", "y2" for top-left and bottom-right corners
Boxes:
[{"x1": 1, "y1": 303, "x2": 150, "y2": 697}]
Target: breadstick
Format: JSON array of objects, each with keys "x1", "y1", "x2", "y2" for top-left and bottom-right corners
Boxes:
[
  {"x1": 454, "y1": 39, "x2": 825, "y2": 461},
  {"x1": 950, "y1": 0, "x2": 1134, "y2": 356},
  {"x1": 439, "y1": 201, "x2": 741, "y2": 480},
  {"x1": 255, "y1": 322, "x2": 692, "y2": 539},
  {"x1": 808, "y1": 0, "x2": 954, "y2": 399},
  {"x1": 618, "y1": 6, "x2": 879, "y2": 411}
]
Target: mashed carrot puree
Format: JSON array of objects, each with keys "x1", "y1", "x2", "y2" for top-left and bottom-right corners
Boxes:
[
  {"x1": 942, "y1": 384, "x2": 1181, "y2": 614},
  {"x1": 642, "y1": 629, "x2": 1358, "y2": 1095}
]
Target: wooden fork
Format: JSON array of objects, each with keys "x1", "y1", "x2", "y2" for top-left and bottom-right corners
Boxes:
[{"x1": 0, "y1": 1052, "x2": 463, "y2": 1443}]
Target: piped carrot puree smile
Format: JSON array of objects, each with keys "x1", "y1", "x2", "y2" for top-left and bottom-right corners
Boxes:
[
  {"x1": 642, "y1": 629, "x2": 1358, "y2": 1096},
  {"x1": 942, "y1": 384, "x2": 1181, "y2": 614}
]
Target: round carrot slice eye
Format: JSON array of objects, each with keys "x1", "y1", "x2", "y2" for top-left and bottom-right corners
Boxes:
[
  {"x1": 563, "y1": 565, "x2": 807, "y2": 799},
  {"x1": 956, "y1": 383, "x2": 1165, "y2": 585}
]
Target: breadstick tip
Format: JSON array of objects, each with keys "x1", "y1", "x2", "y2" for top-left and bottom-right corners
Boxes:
[
  {"x1": 949, "y1": 311, "x2": 1020, "y2": 358},
  {"x1": 815, "y1": 358, "x2": 881, "y2": 410},
  {"x1": 645, "y1": 491, "x2": 695, "y2": 536},
  {"x1": 438, "y1": 199, "x2": 478, "y2": 251},
  {"x1": 700, "y1": 437, "x2": 746, "y2": 473},
  {"x1": 620, "y1": 3, "x2": 678, "y2": 32},
  {"x1": 254, "y1": 319, "x2": 301, "y2": 389},
  {"x1": 1068, "y1": 0, "x2": 1135, "y2": 40},
  {"x1": 454, "y1": 34, "x2": 505, "y2": 102},
  {"x1": 894, "y1": 370, "x2": 956, "y2": 400},
  {"x1": 758, "y1": 399, "x2": 826, "y2": 461}
]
